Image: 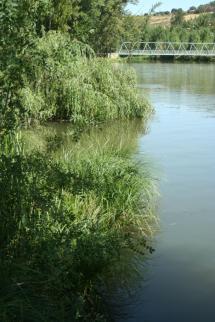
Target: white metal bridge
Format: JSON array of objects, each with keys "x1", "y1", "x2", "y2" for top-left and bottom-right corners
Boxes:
[{"x1": 118, "y1": 42, "x2": 215, "y2": 57}]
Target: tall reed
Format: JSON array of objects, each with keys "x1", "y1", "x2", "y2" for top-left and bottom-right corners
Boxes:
[{"x1": 0, "y1": 128, "x2": 156, "y2": 321}]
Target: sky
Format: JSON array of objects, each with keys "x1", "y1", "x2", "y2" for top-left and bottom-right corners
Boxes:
[{"x1": 127, "y1": 0, "x2": 208, "y2": 15}]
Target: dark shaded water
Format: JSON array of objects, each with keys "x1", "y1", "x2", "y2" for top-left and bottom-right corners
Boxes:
[{"x1": 113, "y1": 63, "x2": 215, "y2": 322}]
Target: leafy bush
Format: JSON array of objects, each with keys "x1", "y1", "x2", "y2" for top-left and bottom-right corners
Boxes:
[
  {"x1": 1, "y1": 31, "x2": 151, "y2": 132},
  {"x1": 27, "y1": 32, "x2": 150, "y2": 125}
]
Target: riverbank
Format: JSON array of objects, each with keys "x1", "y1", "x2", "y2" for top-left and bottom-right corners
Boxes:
[
  {"x1": 0, "y1": 127, "x2": 156, "y2": 321},
  {"x1": 115, "y1": 56, "x2": 215, "y2": 63},
  {"x1": 0, "y1": 27, "x2": 156, "y2": 321}
]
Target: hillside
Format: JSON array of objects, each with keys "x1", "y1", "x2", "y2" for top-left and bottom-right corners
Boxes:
[
  {"x1": 134, "y1": 1, "x2": 215, "y2": 27},
  {"x1": 123, "y1": 9, "x2": 215, "y2": 46},
  {"x1": 133, "y1": 13, "x2": 202, "y2": 27},
  {"x1": 149, "y1": 13, "x2": 201, "y2": 27}
]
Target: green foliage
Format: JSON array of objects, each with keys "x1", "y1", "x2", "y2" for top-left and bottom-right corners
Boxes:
[
  {"x1": 1, "y1": 28, "x2": 150, "y2": 132},
  {"x1": 123, "y1": 12, "x2": 215, "y2": 47},
  {"x1": 0, "y1": 0, "x2": 142, "y2": 134},
  {"x1": 0, "y1": 133, "x2": 155, "y2": 321},
  {"x1": 0, "y1": 1, "x2": 155, "y2": 320},
  {"x1": 171, "y1": 9, "x2": 185, "y2": 26},
  {"x1": 0, "y1": 0, "x2": 137, "y2": 53}
]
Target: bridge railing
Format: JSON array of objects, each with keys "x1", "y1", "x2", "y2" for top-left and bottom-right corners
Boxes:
[{"x1": 118, "y1": 42, "x2": 215, "y2": 57}]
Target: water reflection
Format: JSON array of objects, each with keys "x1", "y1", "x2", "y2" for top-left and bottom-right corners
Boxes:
[
  {"x1": 133, "y1": 62, "x2": 215, "y2": 95},
  {"x1": 112, "y1": 63, "x2": 215, "y2": 322},
  {"x1": 23, "y1": 119, "x2": 148, "y2": 156}
]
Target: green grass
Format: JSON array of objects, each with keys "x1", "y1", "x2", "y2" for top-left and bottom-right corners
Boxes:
[
  {"x1": 0, "y1": 132, "x2": 156, "y2": 321},
  {"x1": 0, "y1": 29, "x2": 156, "y2": 321}
]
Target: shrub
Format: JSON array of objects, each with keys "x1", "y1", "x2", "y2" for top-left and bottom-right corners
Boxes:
[{"x1": 1, "y1": 31, "x2": 151, "y2": 132}]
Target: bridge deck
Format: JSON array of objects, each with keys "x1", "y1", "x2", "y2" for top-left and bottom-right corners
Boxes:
[{"x1": 118, "y1": 42, "x2": 215, "y2": 57}]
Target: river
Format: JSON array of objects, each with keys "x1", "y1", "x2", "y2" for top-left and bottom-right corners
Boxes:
[
  {"x1": 25, "y1": 61, "x2": 215, "y2": 322},
  {"x1": 111, "y1": 62, "x2": 215, "y2": 322}
]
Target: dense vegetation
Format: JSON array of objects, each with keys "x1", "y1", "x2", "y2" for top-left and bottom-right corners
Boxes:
[
  {"x1": 146, "y1": 14, "x2": 215, "y2": 44},
  {"x1": 123, "y1": 11, "x2": 215, "y2": 44},
  {"x1": 1, "y1": 30, "x2": 149, "y2": 131},
  {"x1": 0, "y1": 130, "x2": 155, "y2": 321},
  {"x1": 0, "y1": 1, "x2": 154, "y2": 321},
  {"x1": 0, "y1": 0, "x2": 138, "y2": 55},
  {"x1": 1, "y1": 0, "x2": 151, "y2": 131}
]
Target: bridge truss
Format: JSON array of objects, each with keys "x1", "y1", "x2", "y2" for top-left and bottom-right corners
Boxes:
[{"x1": 119, "y1": 42, "x2": 215, "y2": 57}]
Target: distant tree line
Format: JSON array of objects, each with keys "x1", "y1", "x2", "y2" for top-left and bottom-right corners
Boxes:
[
  {"x1": 143, "y1": 1, "x2": 215, "y2": 16},
  {"x1": 123, "y1": 11, "x2": 215, "y2": 45}
]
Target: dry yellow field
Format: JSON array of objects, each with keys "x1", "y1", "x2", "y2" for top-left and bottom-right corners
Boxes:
[{"x1": 149, "y1": 13, "x2": 201, "y2": 26}]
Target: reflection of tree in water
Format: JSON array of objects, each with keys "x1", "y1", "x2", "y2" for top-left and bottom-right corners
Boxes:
[
  {"x1": 23, "y1": 119, "x2": 150, "y2": 157},
  {"x1": 134, "y1": 62, "x2": 215, "y2": 96}
]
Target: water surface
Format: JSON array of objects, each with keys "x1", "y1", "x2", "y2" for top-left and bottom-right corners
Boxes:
[
  {"x1": 113, "y1": 62, "x2": 215, "y2": 322},
  {"x1": 25, "y1": 62, "x2": 215, "y2": 322}
]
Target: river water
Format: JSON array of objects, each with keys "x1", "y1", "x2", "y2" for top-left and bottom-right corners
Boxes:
[
  {"x1": 25, "y1": 62, "x2": 215, "y2": 322},
  {"x1": 112, "y1": 62, "x2": 215, "y2": 322}
]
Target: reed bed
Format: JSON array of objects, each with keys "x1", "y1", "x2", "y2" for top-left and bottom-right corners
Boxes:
[
  {"x1": 0, "y1": 31, "x2": 155, "y2": 321},
  {"x1": 0, "y1": 132, "x2": 156, "y2": 321}
]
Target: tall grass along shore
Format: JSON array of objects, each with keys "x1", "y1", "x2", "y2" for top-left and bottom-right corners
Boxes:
[{"x1": 1, "y1": 3, "x2": 155, "y2": 320}]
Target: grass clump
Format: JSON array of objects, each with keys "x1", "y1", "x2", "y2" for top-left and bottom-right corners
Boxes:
[{"x1": 0, "y1": 134, "x2": 156, "y2": 321}]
